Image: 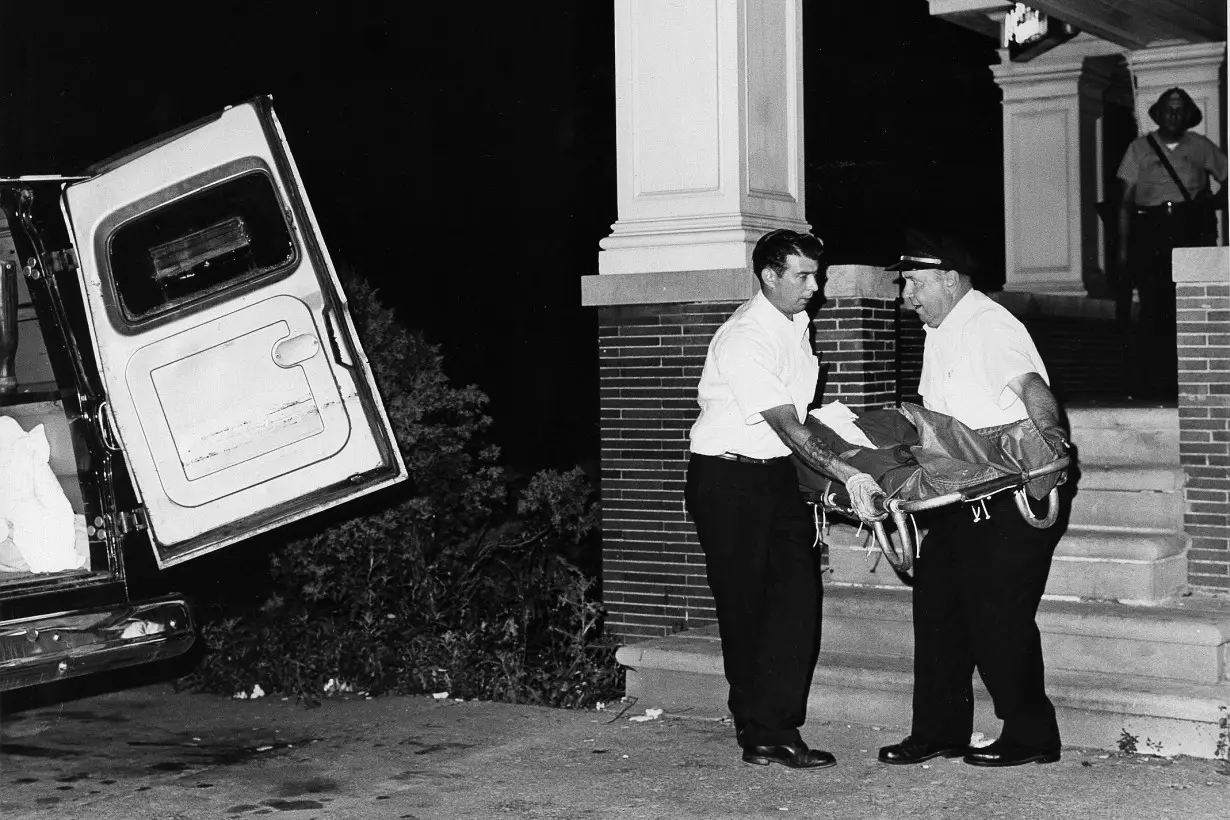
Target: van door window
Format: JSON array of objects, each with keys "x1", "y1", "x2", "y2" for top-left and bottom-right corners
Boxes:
[{"x1": 108, "y1": 172, "x2": 295, "y2": 323}]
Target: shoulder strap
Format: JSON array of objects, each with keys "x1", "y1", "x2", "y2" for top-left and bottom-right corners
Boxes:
[{"x1": 1146, "y1": 135, "x2": 1193, "y2": 202}]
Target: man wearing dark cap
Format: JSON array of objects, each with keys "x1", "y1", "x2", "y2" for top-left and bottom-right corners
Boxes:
[
  {"x1": 687, "y1": 228, "x2": 887, "y2": 770},
  {"x1": 877, "y1": 231, "x2": 1069, "y2": 768},
  {"x1": 1116, "y1": 88, "x2": 1227, "y2": 393}
]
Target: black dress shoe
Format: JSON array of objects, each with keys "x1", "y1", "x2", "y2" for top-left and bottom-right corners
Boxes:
[
  {"x1": 878, "y1": 736, "x2": 969, "y2": 765},
  {"x1": 963, "y1": 740, "x2": 1061, "y2": 767},
  {"x1": 742, "y1": 741, "x2": 836, "y2": 770}
]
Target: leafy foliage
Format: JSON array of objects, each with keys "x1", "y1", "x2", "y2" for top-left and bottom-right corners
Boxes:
[{"x1": 185, "y1": 273, "x2": 621, "y2": 707}]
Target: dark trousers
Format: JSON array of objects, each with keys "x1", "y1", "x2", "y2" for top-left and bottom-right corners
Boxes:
[
  {"x1": 685, "y1": 454, "x2": 822, "y2": 748},
  {"x1": 910, "y1": 491, "x2": 1061, "y2": 749},
  {"x1": 1119, "y1": 204, "x2": 1216, "y2": 396}
]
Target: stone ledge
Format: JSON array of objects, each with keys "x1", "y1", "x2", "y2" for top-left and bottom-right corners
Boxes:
[
  {"x1": 581, "y1": 268, "x2": 753, "y2": 306},
  {"x1": 1173, "y1": 246, "x2": 1230, "y2": 284}
]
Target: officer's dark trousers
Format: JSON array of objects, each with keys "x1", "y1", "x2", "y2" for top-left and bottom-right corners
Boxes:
[
  {"x1": 685, "y1": 454, "x2": 822, "y2": 748},
  {"x1": 1121, "y1": 204, "x2": 1216, "y2": 395},
  {"x1": 910, "y1": 491, "x2": 1062, "y2": 750}
]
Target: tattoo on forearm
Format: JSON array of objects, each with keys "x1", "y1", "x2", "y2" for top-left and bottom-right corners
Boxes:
[{"x1": 796, "y1": 432, "x2": 844, "y2": 477}]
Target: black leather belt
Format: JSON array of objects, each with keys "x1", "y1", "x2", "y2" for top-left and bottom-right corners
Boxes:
[
  {"x1": 716, "y1": 452, "x2": 787, "y2": 464},
  {"x1": 1135, "y1": 201, "x2": 1194, "y2": 214}
]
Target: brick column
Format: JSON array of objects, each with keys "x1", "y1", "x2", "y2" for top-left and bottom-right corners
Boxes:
[
  {"x1": 1174, "y1": 247, "x2": 1230, "y2": 591},
  {"x1": 812, "y1": 265, "x2": 899, "y2": 411},
  {"x1": 595, "y1": 301, "x2": 738, "y2": 639}
]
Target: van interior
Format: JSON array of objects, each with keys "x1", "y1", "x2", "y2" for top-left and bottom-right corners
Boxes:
[{"x1": 1, "y1": 211, "x2": 95, "y2": 586}]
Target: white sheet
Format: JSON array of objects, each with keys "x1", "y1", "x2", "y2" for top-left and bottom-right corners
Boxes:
[
  {"x1": 809, "y1": 400, "x2": 875, "y2": 449},
  {"x1": 0, "y1": 415, "x2": 87, "y2": 573}
]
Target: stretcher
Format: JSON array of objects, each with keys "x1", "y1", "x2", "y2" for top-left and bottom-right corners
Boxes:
[{"x1": 793, "y1": 403, "x2": 1070, "y2": 573}]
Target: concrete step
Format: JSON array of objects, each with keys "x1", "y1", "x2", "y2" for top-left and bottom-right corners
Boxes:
[
  {"x1": 1047, "y1": 529, "x2": 1189, "y2": 602},
  {"x1": 824, "y1": 525, "x2": 1189, "y2": 603},
  {"x1": 618, "y1": 635, "x2": 1230, "y2": 759},
  {"x1": 1068, "y1": 468, "x2": 1184, "y2": 532},
  {"x1": 818, "y1": 587, "x2": 1228, "y2": 684},
  {"x1": 616, "y1": 591, "x2": 1230, "y2": 758},
  {"x1": 1068, "y1": 406, "x2": 1179, "y2": 468}
]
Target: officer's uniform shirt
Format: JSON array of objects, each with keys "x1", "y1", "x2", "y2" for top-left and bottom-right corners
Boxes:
[
  {"x1": 690, "y1": 291, "x2": 818, "y2": 459},
  {"x1": 1117, "y1": 130, "x2": 1228, "y2": 206},
  {"x1": 919, "y1": 289, "x2": 1049, "y2": 429}
]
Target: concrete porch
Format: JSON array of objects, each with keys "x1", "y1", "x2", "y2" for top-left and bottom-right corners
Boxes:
[{"x1": 618, "y1": 590, "x2": 1230, "y2": 759}]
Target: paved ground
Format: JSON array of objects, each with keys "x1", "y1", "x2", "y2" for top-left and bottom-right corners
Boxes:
[{"x1": 2, "y1": 679, "x2": 1228, "y2": 819}]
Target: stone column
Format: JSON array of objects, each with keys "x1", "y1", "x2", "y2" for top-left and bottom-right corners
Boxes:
[
  {"x1": 582, "y1": 1, "x2": 809, "y2": 640},
  {"x1": 992, "y1": 36, "x2": 1124, "y2": 296},
  {"x1": 592, "y1": 0, "x2": 808, "y2": 290}
]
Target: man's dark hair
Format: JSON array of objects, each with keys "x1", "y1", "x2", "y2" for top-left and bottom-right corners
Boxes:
[{"x1": 752, "y1": 229, "x2": 824, "y2": 282}]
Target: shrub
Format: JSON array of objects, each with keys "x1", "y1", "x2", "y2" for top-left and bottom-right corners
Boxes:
[{"x1": 184, "y1": 273, "x2": 621, "y2": 707}]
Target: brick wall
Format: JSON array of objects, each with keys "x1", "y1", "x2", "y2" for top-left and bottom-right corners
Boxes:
[
  {"x1": 597, "y1": 302, "x2": 737, "y2": 639},
  {"x1": 1175, "y1": 271, "x2": 1230, "y2": 591}
]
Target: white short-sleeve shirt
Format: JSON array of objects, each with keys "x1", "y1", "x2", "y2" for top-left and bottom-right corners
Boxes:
[
  {"x1": 689, "y1": 291, "x2": 819, "y2": 458},
  {"x1": 919, "y1": 289, "x2": 1049, "y2": 429}
]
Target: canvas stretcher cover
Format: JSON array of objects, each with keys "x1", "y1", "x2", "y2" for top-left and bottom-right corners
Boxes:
[{"x1": 793, "y1": 403, "x2": 1065, "y2": 506}]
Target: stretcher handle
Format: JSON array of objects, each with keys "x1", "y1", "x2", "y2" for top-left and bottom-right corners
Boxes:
[
  {"x1": 870, "y1": 505, "x2": 914, "y2": 573},
  {"x1": 1014, "y1": 485, "x2": 1060, "y2": 529}
]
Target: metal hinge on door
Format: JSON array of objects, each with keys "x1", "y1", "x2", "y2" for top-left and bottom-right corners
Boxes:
[
  {"x1": 46, "y1": 248, "x2": 78, "y2": 276},
  {"x1": 87, "y1": 509, "x2": 147, "y2": 541},
  {"x1": 110, "y1": 506, "x2": 147, "y2": 538},
  {"x1": 115, "y1": 509, "x2": 148, "y2": 537}
]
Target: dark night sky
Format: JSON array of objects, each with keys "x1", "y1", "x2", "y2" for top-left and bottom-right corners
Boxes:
[{"x1": 1, "y1": 1, "x2": 1001, "y2": 472}]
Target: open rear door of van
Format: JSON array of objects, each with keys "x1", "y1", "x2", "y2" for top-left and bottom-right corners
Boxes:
[{"x1": 62, "y1": 98, "x2": 406, "y2": 568}]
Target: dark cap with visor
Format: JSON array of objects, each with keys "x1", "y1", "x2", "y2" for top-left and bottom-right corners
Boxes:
[
  {"x1": 886, "y1": 254, "x2": 950, "y2": 272},
  {"x1": 885, "y1": 228, "x2": 975, "y2": 275}
]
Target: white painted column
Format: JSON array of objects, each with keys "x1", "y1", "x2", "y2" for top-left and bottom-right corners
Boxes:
[
  {"x1": 585, "y1": 0, "x2": 807, "y2": 306},
  {"x1": 992, "y1": 36, "x2": 1123, "y2": 296}
]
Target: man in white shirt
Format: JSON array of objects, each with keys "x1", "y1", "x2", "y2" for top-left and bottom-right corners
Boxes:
[
  {"x1": 686, "y1": 229, "x2": 886, "y2": 771},
  {"x1": 877, "y1": 230, "x2": 1068, "y2": 769}
]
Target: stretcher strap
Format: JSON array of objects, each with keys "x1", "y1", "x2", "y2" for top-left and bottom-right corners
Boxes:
[{"x1": 971, "y1": 498, "x2": 992, "y2": 522}]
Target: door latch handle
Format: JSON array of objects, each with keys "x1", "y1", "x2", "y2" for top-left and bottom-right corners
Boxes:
[
  {"x1": 322, "y1": 305, "x2": 355, "y2": 369},
  {"x1": 97, "y1": 401, "x2": 122, "y2": 452}
]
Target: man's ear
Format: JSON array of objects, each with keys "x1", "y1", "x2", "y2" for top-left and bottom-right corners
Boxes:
[
  {"x1": 942, "y1": 269, "x2": 961, "y2": 288},
  {"x1": 760, "y1": 268, "x2": 778, "y2": 292}
]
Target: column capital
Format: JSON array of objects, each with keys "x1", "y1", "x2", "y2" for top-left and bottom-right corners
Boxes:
[
  {"x1": 991, "y1": 38, "x2": 1124, "y2": 105},
  {"x1": 1126, "y1": 41, "x2": 1227, "y2": 76}
]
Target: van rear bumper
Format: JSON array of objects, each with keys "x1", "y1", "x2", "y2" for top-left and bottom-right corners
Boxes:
[{"x1": 0, "y1": 597, "x2": 194, "y2": 692}]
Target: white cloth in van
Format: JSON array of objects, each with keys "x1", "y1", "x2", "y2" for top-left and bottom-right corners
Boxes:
[{"x1": 0, "y1": 415, "x2": 84, "y2": 573}]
